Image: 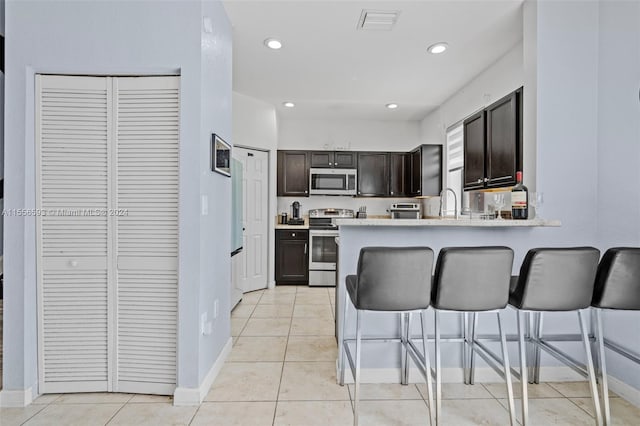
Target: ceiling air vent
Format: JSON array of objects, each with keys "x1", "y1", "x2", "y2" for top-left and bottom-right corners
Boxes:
[{"x1": 357, "y1": 9, "x2": 400, "y2": 31}]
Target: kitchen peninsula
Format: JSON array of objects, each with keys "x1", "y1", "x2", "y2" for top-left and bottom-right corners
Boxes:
[{"x1": 334, "y1": 217, "x2": 561, "y2": 381}]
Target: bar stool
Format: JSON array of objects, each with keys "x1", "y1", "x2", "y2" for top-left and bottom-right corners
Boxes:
[
  {"x1": 339, "y1": 246, "x2": 435, "y2": 425},
  {"x1": 432, "y1": 246, "x2": 517, "y2": 426},
  {"x1": 509, "y1": 247, "x2": 602, "y2": 425},
  {"x1": 591, "y1": 247, "x2": 640, "y2": 425}
]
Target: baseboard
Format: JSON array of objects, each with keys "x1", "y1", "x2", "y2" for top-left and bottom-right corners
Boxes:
[
  {"x1": 0, "y1": 387, "x2": 34, "y2": 407},
  {"x1": 268, "y1": 281, "x2": 275, "y2": 289},
  {"x1": 607, "y1": 375, "x2": 640, "y2": 408},
  {"x1": 173, "y1": 337, "x2": 232, "y2": 406}
]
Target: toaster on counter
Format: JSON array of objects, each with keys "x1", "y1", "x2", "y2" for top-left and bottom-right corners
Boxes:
[{"x1": 389, "y1": 203, "x2": 421, "y2": 219}]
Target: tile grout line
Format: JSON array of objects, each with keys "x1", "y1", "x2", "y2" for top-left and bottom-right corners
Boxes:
[
  {"x1": 186, "y1": 399, "x2": 203, "y2": 426},
  {"x1": 565, "y1": 395, "x2": 598, "y2": 419},
  {"x1": 17, "y1": 403, "x2": 48, "y2": 426},
  {"x1": 102, "y1": 398, "x2": 131, "y2": 426},
  {"x1": 271, "y1": 285, "x2": 299, "y2": 426}
]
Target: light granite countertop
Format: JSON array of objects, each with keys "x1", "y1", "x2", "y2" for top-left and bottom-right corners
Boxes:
[
  {"x1": 275, "y1": 216, "x2": 309, "y2": 230},
  {"x1": 335, "y1": 217, "x2": 561, "y2": 227}
]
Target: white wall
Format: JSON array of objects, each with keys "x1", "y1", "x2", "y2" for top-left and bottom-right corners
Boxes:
[
  {"x1": 278, "y1": 118, "x2": 422, "y2": 152},
  {"x1": 233, "y1": 92, "x2": 278, "y2": 285},
  {"x1": 2, "y1": 0, "x2": 232, "y2": 399},
  {"x1": 595, "y1": 0, "x2": 640, "y2": 391},
  {"x1": 198, "y1": 1, "x2": 233, "y2": 386}
]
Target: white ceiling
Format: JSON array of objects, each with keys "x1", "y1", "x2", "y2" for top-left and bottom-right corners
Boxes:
[{"x1": 223, "y1": 0, "x2": 523, "y2": 121}]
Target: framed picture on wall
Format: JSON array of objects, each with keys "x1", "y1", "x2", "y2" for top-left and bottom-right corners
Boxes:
[{"x1": 212, "y1": 134, "x2": 231, "y2": 177}]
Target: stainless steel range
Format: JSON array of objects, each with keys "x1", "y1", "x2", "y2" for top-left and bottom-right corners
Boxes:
[{"x1": 308, "y1": 208, "x2": 354, "y2": 286}]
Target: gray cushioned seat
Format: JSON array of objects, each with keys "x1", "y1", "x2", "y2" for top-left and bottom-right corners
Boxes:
[
  {"x1": 509, "y1": 247, "x2": 600, "y2": 311},
  {"x1": 431, "y1": 246, "x2": 514, "y2": 311},
  {"x1": 345, "y1": 246, "x2": 433, "y2": 311},
  {"x1": 592, "y1": 247, "x2": 640, "y2": 310}
]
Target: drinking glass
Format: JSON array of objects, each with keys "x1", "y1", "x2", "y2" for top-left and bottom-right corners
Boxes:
[
  {"x1": 531, "y1": 192, "x2": 544, "y2": 219},
  {"x1": 493, "y1": 193, "x2": 505, "y2": 220}
]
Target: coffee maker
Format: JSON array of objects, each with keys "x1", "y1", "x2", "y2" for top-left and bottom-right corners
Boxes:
[{"x1": 288, "y1": 201, "x2": 304, "y2": 225}]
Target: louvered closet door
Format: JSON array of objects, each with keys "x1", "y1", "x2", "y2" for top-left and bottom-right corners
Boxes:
[
  {"x1": 36, "y1": 75, "x2": 112, "y2": 393},
  {"x1": 114, "y1": 76, "x2": 179, "y2": 394}
]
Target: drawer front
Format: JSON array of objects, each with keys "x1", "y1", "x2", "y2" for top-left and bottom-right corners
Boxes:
[{"x1": 277, "y1": 230, "x2": 308, "y2": 240}]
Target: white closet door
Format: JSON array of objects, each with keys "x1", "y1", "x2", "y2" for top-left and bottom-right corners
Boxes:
[
  {"x1": 36, "y1": 75, "x2": 112, "y2": 393},
  {"x1": 114, "y1": 76, "x2": 179, "y2": 394}
]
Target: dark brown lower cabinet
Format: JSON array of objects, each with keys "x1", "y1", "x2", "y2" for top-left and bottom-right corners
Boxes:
[{"x1": 275, "y1": 229, "x2": 308, "y2": 284}]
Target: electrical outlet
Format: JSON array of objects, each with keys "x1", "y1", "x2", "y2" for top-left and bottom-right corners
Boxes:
[
  {"x1": 213, "y1": 299, "x2": 219, "y2": 319},
  {"x1": 201, "y1": 195, "x2": 209, "y2": 216},
  {"x1": 201, "y1": 312, "x2": 207, "y2": 335}
]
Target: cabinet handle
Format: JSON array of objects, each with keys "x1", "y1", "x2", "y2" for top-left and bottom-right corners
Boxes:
[
  {"x1": 417, "y1": 190, "x2": 421, "y2": 194},
  {"x1": 292, "y1": 233, "x2": 296, "y2": 237},
  {"x1": 304, "y1": 190, "x2": 308, "y2": 194},
  {"x1": 304, "y1": 243, "x2": 307, "y2": 254},
  {"x1": 329, "y1": 162, "x2": 333, "y2": 166},
  {"x1": 484, "y1": 177, "x2": 489, "y2": 182},
  {"x1": 477, "y1": 178, "x2": 483, "y2": 183},
  {"x1": 335, "y1": 162, "x2": 338, "y2": 166},
  {"x1": 390, "y1": 191, "x2": 394, "y2": 195}
]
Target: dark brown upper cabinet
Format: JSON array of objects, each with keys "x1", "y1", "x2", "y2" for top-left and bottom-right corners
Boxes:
[
  {"x1": 463, "y1": 111, "x2": 487, "y2": 190},
  {"x1": 277, "y1": 150, "x2": 309, "y2": 197},
  {"x1": 408, "y1": 145, "x2": 443, "y2": 197},
  {"x1": 388, "y1": 153, "x2": 408, "y2": 197},
  {"x1": 357, "y1": 152, "x2": 389, "y2": 197},
  {"x1": 463, "y1": 87, "x2": 522, "y2": 190},
  {"x1": 309, "y1": 151, "x2": 357, "y2": 169}
]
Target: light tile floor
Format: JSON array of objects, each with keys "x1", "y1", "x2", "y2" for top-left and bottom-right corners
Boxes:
[{"x1": 2, "y1": 286, "x2": 640, "y2": 425}]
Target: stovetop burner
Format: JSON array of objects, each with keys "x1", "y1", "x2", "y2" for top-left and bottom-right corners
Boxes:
[{"x1": 308, "y1": 208, "x2": 354, "y2": 229}]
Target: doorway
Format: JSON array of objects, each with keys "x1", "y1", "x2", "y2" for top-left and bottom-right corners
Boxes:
[{"x1": 232, "y1": 147, "x2": 269, "y2": 293}]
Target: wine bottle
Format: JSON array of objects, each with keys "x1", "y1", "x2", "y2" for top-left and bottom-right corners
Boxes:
[{"x1": 511, "y1": 171, "x2": 528, "y2": 219}]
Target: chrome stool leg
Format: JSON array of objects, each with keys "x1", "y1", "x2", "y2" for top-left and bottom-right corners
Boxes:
[
  {"x1": 578, "y1": 309, "x2": 603, "y2": 425},
  {"x1": 469, "y1": 312, "x2": 478, "y2": 385},
  {"x1": 532, "y1": 312, "x2": 543, "y2": 384},
  {"x1": 517, "y1": 310, "x2": 529, "y2": 425},
  {"x1": 339, "y1": 294, "x2": 349, "y2": 386},
  {"x1": 420, "y1": 310, "x2": 435, "y2": 426},
  {"x1": 434, "y1": 310, "x2": 442, "y2": 425},
  {"x1": 354, "y1": 310, "x2": 363, "y2": 426},
  {"x1": 401, "y1": 313, "x2": 409, "y2": 385},
  {"x1": 498, "y1": 311, "x2": 517, "y2": 426},
  {"x1": 462, "y1": 312, "x2": 469, "y2": 384},
  {"x1": 594, "y1": 308, "x2": 611, "y2": 425}
]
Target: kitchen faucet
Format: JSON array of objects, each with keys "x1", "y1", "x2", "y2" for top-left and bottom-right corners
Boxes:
[{"x1": 439, "y1": 188, "x2": 459, "y2": 219}]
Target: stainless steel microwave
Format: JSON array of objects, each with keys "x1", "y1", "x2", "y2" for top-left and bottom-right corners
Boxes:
[{"x1": 309, "y1": 168, "x2": 357, "y2": 195}]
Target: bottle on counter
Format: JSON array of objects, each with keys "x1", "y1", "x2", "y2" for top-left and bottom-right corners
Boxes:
[{"x1": 511, "y1": 171, "x2": 529, "y2": 219}]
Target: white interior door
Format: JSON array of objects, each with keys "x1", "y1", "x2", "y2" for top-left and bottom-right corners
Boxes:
[
  {"x1": 233, "y1": 147, "x2": 269, "y2": 293},
  {"x1": 36, "y1": 74, "x2": 178, "y2": 395}
]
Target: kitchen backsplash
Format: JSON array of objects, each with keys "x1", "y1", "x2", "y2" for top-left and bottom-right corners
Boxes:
[
  {"x1": 278, "y1": 189, "x2": 514, "y2": 218},
  {"x1": 277, "y1": 196, "x2": 418, "y2": 217}
]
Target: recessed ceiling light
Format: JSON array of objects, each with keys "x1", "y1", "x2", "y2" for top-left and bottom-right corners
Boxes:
[
  {"x1": 283, "y1": 102, "x2": 295, "y2": 108},
  {"x1": 427, "y1": 42, "x2": 448, "y2": 54},
  {"x1": 264, "y1": 38, "x2": 282, "y2": 50},
  {"x1": 386, "y1": 103, "x2": 399, "y2": 109}
]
